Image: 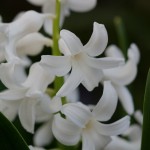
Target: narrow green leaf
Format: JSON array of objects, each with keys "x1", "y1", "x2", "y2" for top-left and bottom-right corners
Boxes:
[
  {"x1": 0, "y1": 112, "x2": 29, "y2": 150},
  {"x1": 141, "y1": 68, "x2": 150, "y2": 150},
  {"x1": 114, "y1": 16, "x2": 128, "y2": 60}
]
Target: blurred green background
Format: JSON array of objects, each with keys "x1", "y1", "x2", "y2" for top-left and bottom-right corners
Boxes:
[{"x1": 0, "y1": 0, "x2": 150, "y2": 110}]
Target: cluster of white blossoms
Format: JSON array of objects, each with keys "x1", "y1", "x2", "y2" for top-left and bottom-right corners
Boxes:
[{"x1": 0, "y1": 0, "x2": 142, "y2": 150}]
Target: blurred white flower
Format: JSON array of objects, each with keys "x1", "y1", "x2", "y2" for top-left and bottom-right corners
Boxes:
[
  {"x1": 33, "y1": 95, "x2": 77, "y2": 147},
  {"x1": 0, "y1": 10, "x2": 53, "y2": 62},
  {"x1": 41, "y1": 22, "x2": 124, "y2": 97},
  {"x1": 26, "y1": 0, "x2": 97, "y2": 34},
  {"x1": 104, "y1": 126, "x2": 141, "y2": 150},
  {"x1": 103, "y1": 44, "x2": 140, "y2": 114},
  {"x1": 52, "y1": 81, "x2": 130, "y2": 150},
  {"x1": 17, "y1": 32, "x2": 52, "y2": 57},
  {"x1": 104, "y1": 110, "x2": 143, "y2": 150},
  {"x1": 134, "y1": 110, "x2": 143, "y2": 125},
  {"x1": 0, "y1": 63, "x2": 54, "y2": 133},
  {"x1": 0, "y1": 11, "x2": 54, "y2": 89},
  {"x1": 0, "y1": 32, "x2": 52, "y2": 86}
]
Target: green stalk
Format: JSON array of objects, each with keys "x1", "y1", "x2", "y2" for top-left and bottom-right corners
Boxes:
[
  {"x1": 52, "y1": 0, "x2": 61, "y2": 56},
  {"x1": 52, "y1": 0, "x2": 64, "y2": 93},
  {"x1": 114, "y1": 16, "x2": 128, "y2": 60},
  {"x1": 141, "y1": 68, "x2": 150, "y2": 150}
]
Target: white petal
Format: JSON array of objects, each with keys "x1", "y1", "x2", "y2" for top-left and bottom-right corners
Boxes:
[
  {"x1": 27, "y1": 0, "x2": 47, "y2": 6},
  {"x1": 123, "y1": 125, "x2": 141, "y2": 141},
  {"x1": 42, "y1": 1, "x2": 55, "y2": 35},
  {"x1": 23, "y1": 63, "x2": 54, "y2": 94},
  {"x1": 62, "y1": 75, "x2": 80, "y2": 102},
  {"x1": 43, "y1": 17, "x2": 53, "y2": 35},
  {"x1": 80, "y1": 65, "x2": 103, "y2": 91},
  {"x1": 43, "y1": 0, "x2": 66, "y2": 35},
  {"x1": 103, "y1": 59, "x2": 137, "y2": 85},
  {"x1": 92, "y1": 81, "x2": 118, "y2": 121},
  {"x1": 60, "y1": 30, "x2": 83, "y2": 55},
  {"x1": 82, "y1": 132, "x2": 95, "y2": 150},
  {"x1": 0, "y1": 89, "x2": 26, "y2": 100},
  {"x1": 61, "y1": 103, "x2": 92, "y2": 128},
  {"x1": 19, "y1": 99, "x2": 37, "y2": 133},
  {"x1": 59, "y1": 39, "x2": 72, "y2": 55},
  {"x1": 104, "y1": 136, "x2": 138, "y2": 150},
  {"x1": 0, "y1": 62, "x2": 26, "y2": 89},
  {"x1": 83, "y1": 126, "x2": 111, "y2": 149},
  {"x1": 8, "y1": 11, "x2": 53, "y2": 41},
  {"x1": 36, "y1": 94, "x2": 52, "y2": 115},
  {"x1": 49, "y1": 97, "x2": 62, "y2": 113},
  {"x1": 105, "y1": 45, "x2": 124, "y2": 58},
  {"x1": 83, "y1": 22, "x2": 108, "y2": 56},
  {"x1": 35, "y1": 98, "x2": 52, "y2": 122},
  {"x1": 86, "y1": 57, "x2": 124, "y2": 69},
  {"x1": 128, "y1": 43, "x2": 140, "y2": 64},
  {"x1": 115, "y1": 85, "x2": 134, "y2": 115},
  {"x1": 41, "y1": 96, "x2": 62, "y2": 114},
  {"x1": 52, "y1": 114, "x2": 81, "y2": 146},
  {"x1": 93, "y1": 134, "x2": 111, "y2": 150},
  {"x1": 134, "y1": 110, "x2": 143, "y2": 125},
  {"x1": 66, "y1": 84, "x2": 80, "y2": 102},
  {"x1": 68, "y1": 0, "x2": 97, "y2": 12},
  {"x1": 94, "y1": 116, "x2": 130, "y2": 136},
  {"x1": 56, "y1": 64, "x2": 83, "y2": 97},
  {"x1": 0, "y1": 24, "x2": 8, "y2": 48},
  {"x1": 40, "y1": 55, "x2": 71, "y2": 76},
  {"x1": 17, "y1": 33, "x2": 52, "y2": 56},
  {"x1": 0, "y1": 100, "x2": 19, "y2": 121},
  {"x1": 34, "y1": 121, "x2": 53, "y2": 146},
  {"x1": 29, "y1": 145, "x2": 45, "y2": 150}
]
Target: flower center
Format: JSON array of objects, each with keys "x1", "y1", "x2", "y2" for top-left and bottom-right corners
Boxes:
[
  {"x1": 73, "y1": 53, "x2": 82, "y2": 61},
  {"x1": 84, "y1": 119, "x2": 93, "y2": 131}
]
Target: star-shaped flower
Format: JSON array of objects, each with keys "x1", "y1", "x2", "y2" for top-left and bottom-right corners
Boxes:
[
  {"x1": 52, "y1": 81, "x2": 130, "y2": 150},
  {"x1": 41, "y1": 22, "x2": 124, "y2": 97}
]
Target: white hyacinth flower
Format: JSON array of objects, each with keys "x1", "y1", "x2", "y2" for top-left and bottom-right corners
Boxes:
[
  {"x1": 16, "y1": 32, "x2": 52, "y2": 57},
  {"x1": 104, "y1": 125, "x2": 141, "y2": 150},
  {"x1": 52, "y1": 81, "x2": 130, "y2": 150},
  {"x1": 41, "y1": 22, "x2": 124, "y2": 97},
  {"x1": 0, "y1": 63, "x2": 54, "y2": 133},
  {"x1": 0, "y1": 11, "x2": 54, "y2": 88},
  {"x1": 104, "y1": 110, "x2": 143, "y2": 150},
  {"x1": 103, "y1": 44, "x2": 140, "y2": 114},
  {"x1": 33, "y1": 89, "x2": 79, "y2": 147},
  {"x1": 0, "y1": 32, "x2": 52, "y2": 64},
  {"x1": 0, "y1": 32, "x2": 52, "y2": 86},
  {"x1": 0, "y1": 10, "x2": 53, "y2": 62},
  {"x1": 26, "y1": 0, "x2": 97, "y2": 35}
]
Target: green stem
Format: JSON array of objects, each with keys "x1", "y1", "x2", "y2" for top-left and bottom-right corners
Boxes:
[
  {"x1": 52, "y1": 0, "x2": 64, "y2": 94},
  {"x1": 52, "y1": 0, "x2": 62, "y2": 93},
  {"x1": 141, "y1": 68, "x2": 150, "y2": 150},
  {"x1": 52, "y1": 0, "x2": 61, "y2": 56},
  {"x1": 114, "y1": 16, "x2": 128, "y2": 60}
]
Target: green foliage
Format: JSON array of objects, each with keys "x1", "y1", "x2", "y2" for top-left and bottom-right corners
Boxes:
[
  {"x1": 141, "y1": 68, "x2": 150, "y2": 150},
  {"x1": 0, "y1": 112, "x2": 29, "y2": 150}
]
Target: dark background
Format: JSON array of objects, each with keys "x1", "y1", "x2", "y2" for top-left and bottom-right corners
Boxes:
[{"x1": 0, "y1": 0, "x2": 150, "y2": 109}]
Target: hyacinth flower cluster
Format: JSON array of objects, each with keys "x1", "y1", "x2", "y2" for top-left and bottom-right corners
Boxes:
[{"x1": 0, "y1": 0, "x2": 143, "y2": 150}]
